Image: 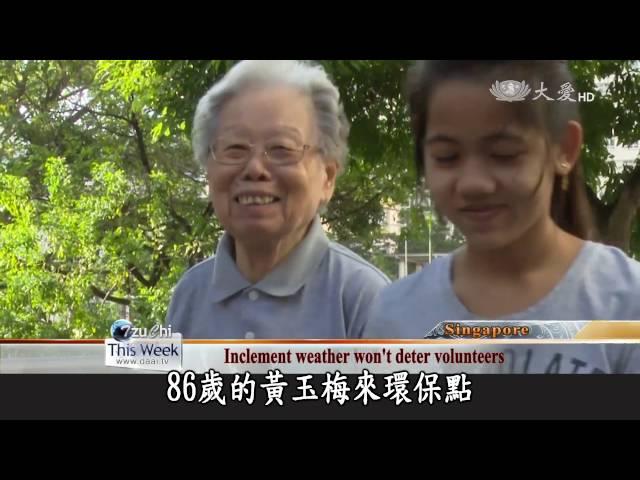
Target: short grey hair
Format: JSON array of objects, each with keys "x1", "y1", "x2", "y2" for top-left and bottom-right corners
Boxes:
[{"x1": 192, "y1": 60, "x2": 350, "y2": 172}]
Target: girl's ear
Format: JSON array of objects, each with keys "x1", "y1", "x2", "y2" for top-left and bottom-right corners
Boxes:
[{"x1": 554, "y1": 120, "x2": 583, "y2": 175}]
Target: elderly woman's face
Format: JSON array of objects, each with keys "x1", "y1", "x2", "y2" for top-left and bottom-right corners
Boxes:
[{"x1": 208, "y1": 86, "x2": 338, "y2": 246}]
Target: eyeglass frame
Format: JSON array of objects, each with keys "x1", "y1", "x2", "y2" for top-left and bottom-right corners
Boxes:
[{"x1": 208, "y1": 140, "x2": 322, "y2": 166}]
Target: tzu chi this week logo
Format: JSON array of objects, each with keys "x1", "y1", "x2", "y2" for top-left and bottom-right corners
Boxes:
[
  {"x1": 105, "y1": 319, "x2": 182, "y2": 372},
  {"x1": 490, "y1": 80, "x2": 595, "y2": 103}
]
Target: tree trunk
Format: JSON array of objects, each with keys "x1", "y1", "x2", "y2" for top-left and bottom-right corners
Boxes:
[
  {"x1": 603, "y1": 197, "x2": 638, "y2": 252},
  {"x1": 595, "y1": 165, "x2": 640, "y2": 253}
]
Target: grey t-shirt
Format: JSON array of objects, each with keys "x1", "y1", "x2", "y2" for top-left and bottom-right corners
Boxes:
[
  {"x1": 363, "y1": 241, "x2": 640, "y2": 373},
  {"x1": 166, "y1": 217, "x2": 390, "y2": 339}
]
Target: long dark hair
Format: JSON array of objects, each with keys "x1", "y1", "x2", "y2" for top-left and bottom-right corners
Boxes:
[{"x1": 406, "y1": 60, "x2": 596, "y2": 240}]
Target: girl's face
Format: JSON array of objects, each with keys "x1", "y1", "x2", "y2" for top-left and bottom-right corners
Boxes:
[{"x1": 423, "y1": 80, "x2": 578, "y2": 251}]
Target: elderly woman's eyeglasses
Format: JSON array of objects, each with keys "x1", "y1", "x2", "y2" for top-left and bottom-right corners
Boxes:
[{"x1": 209, "y1": 141, "x2": 318, "y2": 166}]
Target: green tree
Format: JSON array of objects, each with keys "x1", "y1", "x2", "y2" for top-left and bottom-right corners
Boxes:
[
  {"x1": 569, "y1": 60, "x2": 640, "y2": 255},
  {"x1": 0, "y1": 60, "x2": 220, "y2": 337}
]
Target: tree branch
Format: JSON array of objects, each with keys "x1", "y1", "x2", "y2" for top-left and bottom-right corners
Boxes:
[
  {"x1": 96, "y1": 125, "x2": 134, "y2": 139},
  {"x1": 128, "y1": 263, "x2": 153, "y2": 288},
  {"x1": 128, "y1": 252, "x2": 170, "y2": 289},
  {"x1": 585, "y1": 183, "x2": 606, "y2": 212},
  {"x1": 59, "y1": 86, "x2": 87, "y2": 101},
  {"x1": 63, "y1": 96, "x2": 99, "y2": 125},
  {"x1": 605, "y1": 162, "x2": 640, "y2": 251},
  {"x1": 64, "y1": 105, "x2": 91, "y2": 125},
  {"x1": 149, "y1": 253, "x2": 170, "y2": 286},
  {"x1": 91, "y1": 285, "x2": 130, "y2": 306},
  {"x1": 130, "y1": 113, "x2": 152, "y2": 174},
  {"x1": 585, "y1": 183, "x2": 611, "y2": 234},
  {"x1": 611, "y1": 162, "x2": 640, "y2": 215},
  {"x1": 85, "y1": 107, "x2": 132, "y2": 123},
  {"x1": 625, "y1": 161, "x2": 640, "y2": 197},
  {"x1": 203, "y1": 201, "x2": 214, "y2": 217},
  {"x1": 168, "y1": 203, "x2": 192, "y2": 235}
]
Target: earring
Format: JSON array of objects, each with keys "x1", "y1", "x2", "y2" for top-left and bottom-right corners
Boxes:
[{"x1": 559, "y1": 162, "x2": 570, "y2": 191}]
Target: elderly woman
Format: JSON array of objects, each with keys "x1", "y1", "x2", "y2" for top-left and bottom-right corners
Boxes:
[{"x1": 166, "y1": 60, "x2": 390, "y2": 338}]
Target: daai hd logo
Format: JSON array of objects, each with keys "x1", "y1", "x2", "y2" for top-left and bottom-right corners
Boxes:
[
  {"x1": 490, "y1": 80, "x2": 595, "y2": 103},
  {"x1": 105, "y1": 319, "x2": 182, "y2": 372}
]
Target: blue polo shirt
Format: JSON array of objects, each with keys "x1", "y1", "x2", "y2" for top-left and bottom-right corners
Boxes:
[{"x1": 166, "y1": 217, "x2": 390, "y2": 338}]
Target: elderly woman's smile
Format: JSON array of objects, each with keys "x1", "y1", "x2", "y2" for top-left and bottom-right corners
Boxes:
[
  {"x1": 235, "y1": 194, "x2": 280, "y2": 206},
  {"x1": 232, "y1": 190, "x2": 282, "y2": 222}
]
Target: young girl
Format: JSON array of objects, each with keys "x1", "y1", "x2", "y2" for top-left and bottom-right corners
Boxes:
[{"x1": 363, "y1": 61, "x2": 640, "y2": 373}]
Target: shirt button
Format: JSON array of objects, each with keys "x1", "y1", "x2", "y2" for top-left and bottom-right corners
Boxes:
[{"x1": 248, "y1": 290, "x2": 259, "y2": 301}]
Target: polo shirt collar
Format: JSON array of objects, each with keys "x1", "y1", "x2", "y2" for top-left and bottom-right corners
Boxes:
[{"x1": 210, "y1": 216, "x2": 330, "y2": 302}]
